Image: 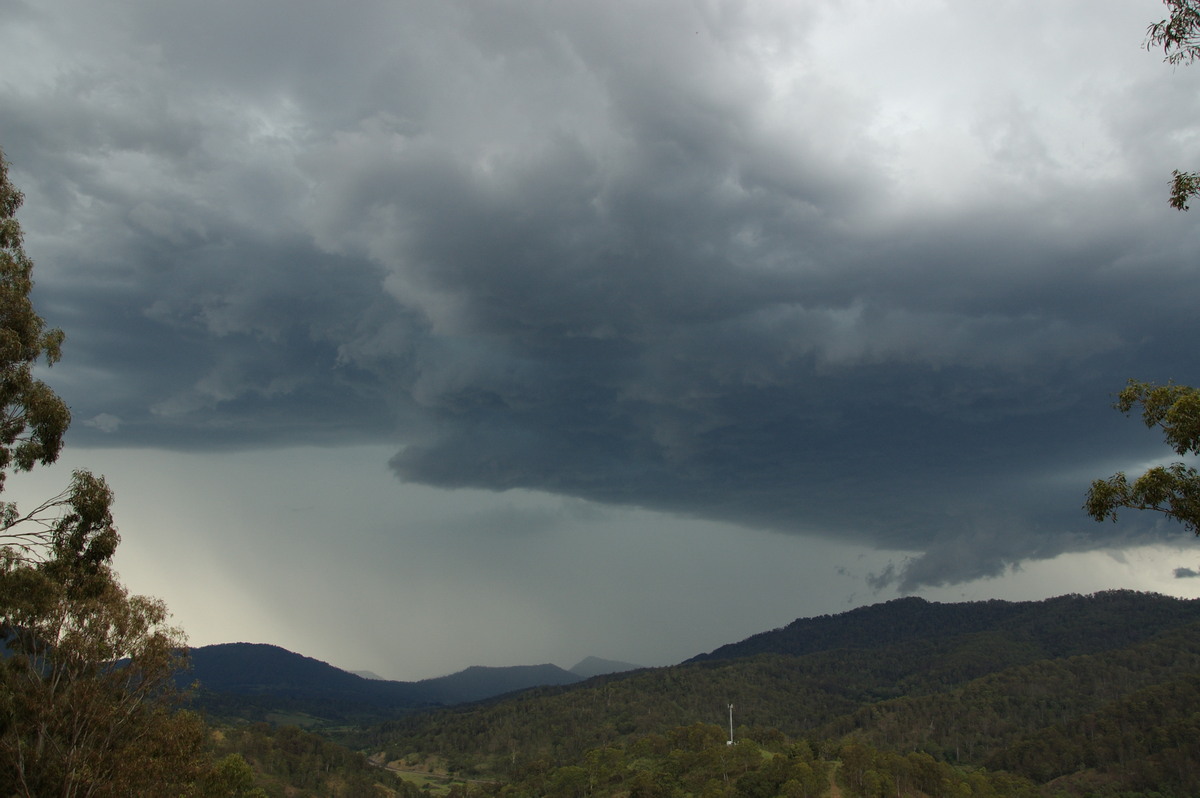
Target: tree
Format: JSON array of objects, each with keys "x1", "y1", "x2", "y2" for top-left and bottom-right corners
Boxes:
[
  {"x1": 1146, "y1": 1, "x2": 1200, "y2": 209},
  {"x1": 1085, "y1": 380, "x2": 1200, "y2": 534},
  {"x1": 1083, "y1": 7, "x2": 1200, "y2": 529},
  {"x1": 0, "y1": 149, "x2": 114, "y2": 564},
  {"x1": 1148, "y1": 0, "x2": 1200, "y2": 66},
  {"x1": 0, "y1": 160, "x2": 119, "y2": 568},
  {"x1": 191, "y1": 754, "x2": 269, "y2": 798},
  {"x1": 0, "y1": 148, "x2": 203, "y2": 795},
  {"x1": 0, "y1": 537, "x2": 203, "y2": 796}
]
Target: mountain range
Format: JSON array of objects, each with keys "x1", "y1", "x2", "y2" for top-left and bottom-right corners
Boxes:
[
  {"x1": 183, "y1": 643, "x2": 641, "y2": 721},
  {"x1": 186, "y1": 589, "x2": 1200, "y2": 726}
]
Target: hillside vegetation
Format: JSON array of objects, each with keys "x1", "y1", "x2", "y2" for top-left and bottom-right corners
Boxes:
[{"x1": 329, "y1": 590, "x2": 1200, "y2": 796}]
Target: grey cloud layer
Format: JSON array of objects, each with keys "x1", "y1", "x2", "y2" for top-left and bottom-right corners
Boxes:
[{"x1": 2, "y1": 0, "x2": 1198, "y2": 588}]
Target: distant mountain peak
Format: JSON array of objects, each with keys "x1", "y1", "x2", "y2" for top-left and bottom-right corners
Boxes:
[
  {"x1": 569, "y1": 656, "x2": 642, "y2": 678},
  {"x1": 417, "y1": 663, "x2": 582, "y2": 703},
  {"x1": 185, "y1": 645, "x2": 584, "y2": 720}
]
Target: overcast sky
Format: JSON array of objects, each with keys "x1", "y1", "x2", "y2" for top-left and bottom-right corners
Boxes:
[{"x1": 2, "y1": 0, "x2": 1200, "y2": 680}]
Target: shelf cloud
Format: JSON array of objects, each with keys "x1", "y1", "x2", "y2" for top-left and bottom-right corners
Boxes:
[{"x1": 3, "y1": 0, "x2": 1199, "y2": 593}]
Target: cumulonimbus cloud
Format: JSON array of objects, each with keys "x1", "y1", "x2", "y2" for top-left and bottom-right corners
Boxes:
[{"x1": 3, "y1": 0, "x2": 1198, "y2": 589}]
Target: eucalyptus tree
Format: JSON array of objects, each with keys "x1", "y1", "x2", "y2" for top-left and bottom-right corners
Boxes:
[
  {"x1": 1082, "y1": 8, "x2": 1200, "y2": 531},
  {"x1": 0, "y1": 151, "x2": 113, "y2": 563},
  {"x1": 1086, "y1": 381, "x2": 1200, "y2": 535},
  {"x1": 0, "y1": 149, "x2": 202, "y2": 797}
]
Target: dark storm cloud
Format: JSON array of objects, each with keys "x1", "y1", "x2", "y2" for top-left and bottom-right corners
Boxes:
[{"x1": 2, "y1": 0, "x2": 1198, "y2": 589}]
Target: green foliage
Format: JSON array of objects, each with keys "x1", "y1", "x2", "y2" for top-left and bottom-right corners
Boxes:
[
  {"x1": 454, "y1": 723, "x2": 1041, "y2": 798},
  {"x1": 204, "y1": 723, "x2": 421, "y2": 797},
  {"x1": 0, "y1": 153, "x2": 68, "y2": 484},
  {"x1": 1114, "y1": 381, "x2": 1200, "y2": 458},
  {"x1": 989, "y1": 674, "x2": 1200, "y2": 794},
  {"x1": 191, "y1": 753, "x2": 270, "y2": 798},
  {"x1": 821, "y1": 621, "x2": 1200, "y2": 766},
  {"x1": 483, "y1": 727, "x2": 834, "y2": 798},
  {"x1": 834, "y1": 741, "x2": 1038, "y2": 798},
  {"x1": 1086, "y1": 380, "x2": 1200, "y2": 534},
  {"x1": 0, "y1": 540, "x2": 202, "y2": 795}
]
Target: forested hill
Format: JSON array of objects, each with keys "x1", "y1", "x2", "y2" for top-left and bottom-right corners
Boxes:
[
  {"x1": 359, "y1": 589, "x2": 1200, "y2": 789},
  {"x1": 687, "y1": 589, "x2": 1200, "y2": 663}
]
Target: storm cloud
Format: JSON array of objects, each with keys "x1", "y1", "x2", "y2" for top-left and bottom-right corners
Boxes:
[{"x1": 3, "y1": 0, "x2": 1199, "y2": 591}]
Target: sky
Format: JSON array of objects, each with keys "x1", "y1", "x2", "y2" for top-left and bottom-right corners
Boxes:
[{"x1": 2, "y1": 0, "x2": 1200, "y2": 681}]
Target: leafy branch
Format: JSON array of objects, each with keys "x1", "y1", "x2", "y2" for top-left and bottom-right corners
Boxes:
[{"x1": 1146, "y1": 1, "x2": 1200, "y2": 210}]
